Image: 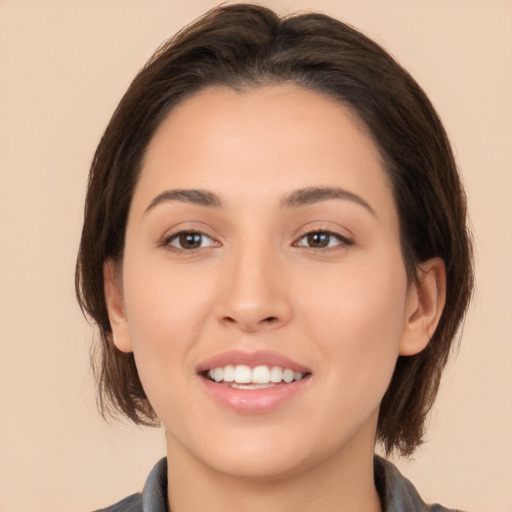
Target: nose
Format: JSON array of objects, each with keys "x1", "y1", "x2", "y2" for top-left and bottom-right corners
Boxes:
[{"x1": 215, "y1": 243, "x2": 293, "y2": 333}]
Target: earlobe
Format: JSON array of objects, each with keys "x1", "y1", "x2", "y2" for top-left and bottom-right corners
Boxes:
[
  {"x1": 399, "y1": 257, "x2": 447, "y2": 356},
  {"x1": 103, "y1": 260, "x2": 133, "y2": 353}
]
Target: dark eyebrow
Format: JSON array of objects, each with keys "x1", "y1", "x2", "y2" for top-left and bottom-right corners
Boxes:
[
  {"x1": 281, "y1": 187, "x2": 376, "y2": 216},
  {"x1": 145, "y1": 189, "x2": 222, "y2": 213}
]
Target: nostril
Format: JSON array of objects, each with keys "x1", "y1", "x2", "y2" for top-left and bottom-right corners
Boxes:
[{"x1": 219, "y1": 313, "x2": 285, "y2": 331}]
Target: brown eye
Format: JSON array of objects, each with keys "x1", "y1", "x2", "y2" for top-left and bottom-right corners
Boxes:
[
  {"x1": 307, "y1": 232, "x2": 331, "y2": 248},
  {"x1": 296, "y1": 231, "x2": 351, "y2": 249},
  {"x1": 166, "y1": 231, "x2": 216, "y2": 250}
]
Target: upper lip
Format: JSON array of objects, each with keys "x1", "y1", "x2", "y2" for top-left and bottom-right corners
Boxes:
[{"x1": 196, "y1": 350, "x2": 310, "y2": 374}]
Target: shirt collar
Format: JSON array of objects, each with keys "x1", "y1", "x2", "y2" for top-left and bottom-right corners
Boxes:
[
  {"x1": 141, "y1": 458, "x2": 168, "y2": 512},
  {"x1": 141, "y1": 456, "x2": 434, "y2": 512}
]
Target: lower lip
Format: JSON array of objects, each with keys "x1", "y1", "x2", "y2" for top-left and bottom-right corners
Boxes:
[{"x1": 199, "y1": 376, "x2": 311, "y2": 413}]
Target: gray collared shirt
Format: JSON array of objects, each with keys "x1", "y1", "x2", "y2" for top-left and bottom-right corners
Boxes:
[{"x1": 94, "y1": 456, "x2": 466, "y2": 512}]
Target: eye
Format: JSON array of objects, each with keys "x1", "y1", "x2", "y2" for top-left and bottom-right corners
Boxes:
[
  {"x1": 164, "y1": 231, "x2": 218, "y2": 251},
  {"x1": 294, "y1": 230, "x2": 352, "y2": 249}
]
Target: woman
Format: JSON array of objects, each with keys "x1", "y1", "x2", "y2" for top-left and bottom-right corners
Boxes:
[{"x1": 76, "y1": 4, "x2": 473, "y2": 511}]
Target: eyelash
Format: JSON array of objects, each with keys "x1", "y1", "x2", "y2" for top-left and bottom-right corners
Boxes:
[
  {"x1": 160, "y1": 229, "x2": 353, "y2": 253},
  {"x1": 294, "y1": 229, "x2": 353, "y2": 250},
  {"x1": 161, "y1": 231, "x2": 219, "y2": 252}
]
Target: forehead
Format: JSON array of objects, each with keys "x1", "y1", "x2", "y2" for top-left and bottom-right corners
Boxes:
[{"x1": 134, "y1": 84, "x2": 395, "y2": 223}]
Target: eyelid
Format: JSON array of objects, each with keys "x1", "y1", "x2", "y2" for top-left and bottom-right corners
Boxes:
[
  {"x1": 292, "y1": 225, "x2": 354, "y2": 250},
  {"x1": 168, "y1": 231, "x2": 216, "y2": 248},
  {"x1": 159, "y1": 224, "x2": 222, "y2": 252},
  {"x1": 157, "y1": 222, "x2": 354, "y2": 253}
]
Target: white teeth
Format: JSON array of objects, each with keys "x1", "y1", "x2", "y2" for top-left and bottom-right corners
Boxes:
[
  {"x1": 234, "y1": 365, "x2": 252, "y2": 384},
  {"x1": 270, "y1": 366, "x2": 283, "y2": 383},
  {"x1": 214, "y1": 367, "x2": 223, "y2": 382},
  {"x1": 223, "y1": 365, "x2": 235, "y2": 382},
  {"x1": 230, "y1": 383, "x2": 275, "y2": 389},
  {"x1": 283, "y1": 369, "x2": 294, "y2": 383},
  {"x1": 252, "y1": 365, "x2": 270, "y2": 384},
  {"x1": 206, "y1": 364, "x2": 305, "y2": 385}
]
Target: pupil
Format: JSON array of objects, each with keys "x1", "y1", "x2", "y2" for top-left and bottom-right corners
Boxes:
[
  {"x1": 180, "y1": 232, "x2": 201, "y2": 248},
  {"x1": 308, "y1": 232, "x2": 329, "y2": 247}
]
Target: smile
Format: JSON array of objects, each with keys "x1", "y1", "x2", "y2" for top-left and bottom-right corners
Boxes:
[
  {"x1": 205, "y1": 365, "x2": 306, "y2": 388},
  {"x1": 197, "y1": 350, "x2": 312, "y2": 413}
]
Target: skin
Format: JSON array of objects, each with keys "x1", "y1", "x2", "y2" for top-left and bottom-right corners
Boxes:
[{"x1": 104, "y1": 85, "x2": 445, "y2": 512}]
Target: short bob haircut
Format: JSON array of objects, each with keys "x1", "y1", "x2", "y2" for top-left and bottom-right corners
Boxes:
[{"x1": 76, "y1": 4, "x2": 473, "y2": 457}]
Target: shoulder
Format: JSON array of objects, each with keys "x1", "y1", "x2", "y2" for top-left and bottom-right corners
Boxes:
[
  {"x1": 374, "y1": 456, "x2": 467, "y2": 512},
  {"x1": 91, "y1": 458, "x2": 168, "y2": 512},
  {"x1": 92, "y1": 492, "x2": 142, "y2": 512}
]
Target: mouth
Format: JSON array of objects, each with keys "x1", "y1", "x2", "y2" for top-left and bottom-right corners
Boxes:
[
  {"x1": 202, "y1": 364, "x2": 309, "y2": 389},
  {"x1": 196, "y1": 350, "x2": 312, "y2": 413}
]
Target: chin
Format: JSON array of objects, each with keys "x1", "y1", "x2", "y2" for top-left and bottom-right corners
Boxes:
[
  {"x1": 167, "y1": 420, "x2": 358, "y2": 483},
  {"x1": 202, "y1": 444, "x2": 315, "y2": 481}
]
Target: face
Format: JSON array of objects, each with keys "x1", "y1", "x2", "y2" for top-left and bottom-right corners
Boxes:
[{"x1": 106, "y1": 85, "x2": 435, "y2": 479}]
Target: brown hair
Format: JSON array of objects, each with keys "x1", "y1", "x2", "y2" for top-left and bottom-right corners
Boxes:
[{"x1": 75, "y1": 3, "x2": 473, "y2": 456}]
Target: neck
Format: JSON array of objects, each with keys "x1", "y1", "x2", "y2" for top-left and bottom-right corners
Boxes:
[{"x1": 165, "y1": 432, "x2": 382, "y2": 512}]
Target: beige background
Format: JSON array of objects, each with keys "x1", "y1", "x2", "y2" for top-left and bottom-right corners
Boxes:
[{"x1": 1, "y1": 1, "x2": 511, "y2": 511}]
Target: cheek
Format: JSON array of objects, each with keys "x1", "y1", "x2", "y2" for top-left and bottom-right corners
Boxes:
[
  {"x1": 297, "y1": 253, "x2": 408, "y2": 394},
  {"x1": 121, "y1": 257, "x2": 218, "y2": 399},
  {"x1": 124, "y1": 251, "x2": 216, "y2": 340}
]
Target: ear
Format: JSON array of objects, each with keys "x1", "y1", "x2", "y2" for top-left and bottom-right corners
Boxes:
[
  {"x1": 103, "y1": 260, "x2": 133, "y2": 353},
  {"x1": 399, "y1": 257, "x2": 447, "y2": 356}
]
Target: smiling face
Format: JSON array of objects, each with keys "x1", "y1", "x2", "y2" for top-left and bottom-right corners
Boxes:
[{"x1": 105, "y1": 84, "x2": 441, "y2": 480}]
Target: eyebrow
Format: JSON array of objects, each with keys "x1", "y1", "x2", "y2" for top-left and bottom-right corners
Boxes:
[
  {"x1": 145, "y1": 189, "x2": 222, "y2": 213},
  {"x1": 144, "y1": 186, "x2": 375, "y2": 216},
  {"x1": 281, "y1": 187, "x2": 376, "y2": 216}
]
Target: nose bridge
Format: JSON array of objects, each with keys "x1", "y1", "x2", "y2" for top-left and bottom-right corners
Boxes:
[{"x1": 216, "y1": 234, "x2": 291, "y2": 331}]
